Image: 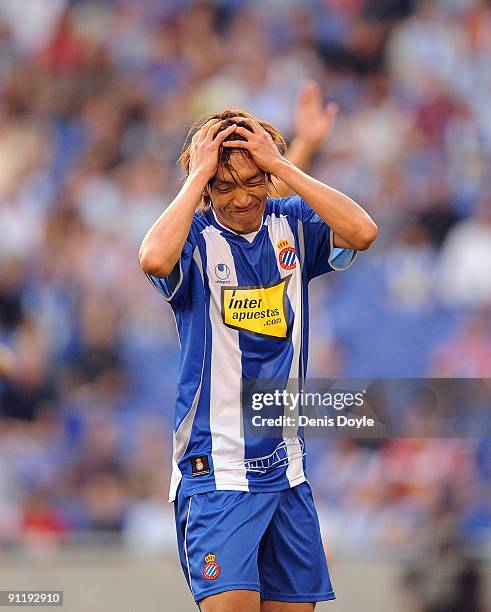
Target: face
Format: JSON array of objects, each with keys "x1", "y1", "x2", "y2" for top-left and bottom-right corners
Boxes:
[{"x1": 207, "y1": 153, "x2": 268, "y2": 234}]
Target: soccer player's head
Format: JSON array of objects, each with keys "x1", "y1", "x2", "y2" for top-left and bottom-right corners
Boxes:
[{"x1": 179, "y1": 109, "x2": 286, "y2": 234}]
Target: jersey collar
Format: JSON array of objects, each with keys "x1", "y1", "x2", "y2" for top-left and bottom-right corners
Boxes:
[{"x1": 208, "y1": 206, "x2": 268, "y2": 243}]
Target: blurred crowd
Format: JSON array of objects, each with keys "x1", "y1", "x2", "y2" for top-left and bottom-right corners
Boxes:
[{"x1": 0, "y1": 1, "x2": 491, "y2": 596}]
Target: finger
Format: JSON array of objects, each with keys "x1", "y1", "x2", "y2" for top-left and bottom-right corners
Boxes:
[
  {"x1": 203, "y1": 120, "x2": 222, "y2": 139},
  {"x1": 229, "y1": 116, "x2": 260, "y2": 133},
  {"x1": 299, "y1": 80, "x2": 321, "y2": 106},
  {"x1": 221, "y1": 140, "x2": 250, "y2": 149},
  {"x1": 299, "y1": 80, "x2": 317, "y2": 102},
  {"x1": 228, "y1": 115, "x2": 250, "y2": 123},
  {"x1": 201, "y1": 118, "x2": 220, "y2": 129},
  {"x1": 310, "y1": 81, "x2": 323, "y2": 105},
  {"x1": 212, "y1": 123, "x2": 238, "y2": 143},
  {"x1": 230, "y1": 125, "x2": 253, "y2": 139},
  {"x1": 324, "y1": 102, "x2": 338, "y2": 122},
  {"x1": 197, "y1": 118, "x2": 221, "y2": 140},
  {"x1": 205, "y1": 119, "x2": 233, "y2": 141}
]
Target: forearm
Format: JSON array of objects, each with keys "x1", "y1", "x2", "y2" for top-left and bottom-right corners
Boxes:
[
  {"x1": 272, "y1": 158, "x2": 378, "y2": 250},
  {"x1": 274, "y1": 138, "x2": 317, "y2": 197},
  {"x1": 139, "y1": 171, "x2": 208, "y2": 277}
]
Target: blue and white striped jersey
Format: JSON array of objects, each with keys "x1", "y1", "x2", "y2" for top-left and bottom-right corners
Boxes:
[{"x1": 146, "y1": 195, "x2": 356, "y2": 501}]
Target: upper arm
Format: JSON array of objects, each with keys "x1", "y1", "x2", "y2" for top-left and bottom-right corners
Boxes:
[{"x1": 144, "y1": 221, "x2": 200, "y2": 306}]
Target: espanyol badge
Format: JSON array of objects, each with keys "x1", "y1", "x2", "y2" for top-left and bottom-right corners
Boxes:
[
  {"x1": 277, "y1": 240, "x2": 296, "y2": 270},
  {"x1": 203, "y1": 553, "x2": 220, "y2": 581},
  {"x1": 191, "y1": 454, "x2": 210, "y2": 477}
]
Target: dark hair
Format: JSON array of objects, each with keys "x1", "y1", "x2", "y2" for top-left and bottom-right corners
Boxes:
[{"x1": 178, "y1": 108, "x2": 287, "y2": 210}]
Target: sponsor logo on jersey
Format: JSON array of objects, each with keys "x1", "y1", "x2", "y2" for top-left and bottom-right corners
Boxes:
[
  {"x1": 203, "y1": 553, "x2": 220, "y2": 581},
  {"x1": 221, "y1": 277, "x2": 290, "y2": 339}
]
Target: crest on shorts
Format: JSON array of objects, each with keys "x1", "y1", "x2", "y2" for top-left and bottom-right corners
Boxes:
[{"x1": 203, "y1": 553, "x2": 220, "y2": 581}]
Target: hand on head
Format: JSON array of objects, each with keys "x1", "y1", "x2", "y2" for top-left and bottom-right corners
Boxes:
[
  {"x1": 188, "y1": 119, "x2": 237, "y2": 180},
  {"x1": 221, "y1": 116, "x2": 284, "y2": 175}
]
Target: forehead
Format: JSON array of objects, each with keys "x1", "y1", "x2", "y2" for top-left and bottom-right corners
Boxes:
[{"x1": 214, "y1": 153, "x2": 261, "y2": 183}]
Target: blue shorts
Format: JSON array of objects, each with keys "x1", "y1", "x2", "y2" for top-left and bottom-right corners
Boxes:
[{"x1": 174, "y1": 481, "x2": 336, "y2": 604}]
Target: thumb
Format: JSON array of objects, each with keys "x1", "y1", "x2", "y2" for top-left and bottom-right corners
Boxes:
[{"x1": 324, "y1": 102, "x2": 339, "y2": 122}]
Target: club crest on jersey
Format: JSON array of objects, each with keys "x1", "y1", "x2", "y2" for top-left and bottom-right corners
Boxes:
[
  {"x1": 277, "y1": 240, "x2": 296, "y2": 270},
  {"x1": 279, "y1": 248, "x2": 296, "y2": 270},
  {"x1": 203, "y1": 553, "x2": 220, "y2": 581}
]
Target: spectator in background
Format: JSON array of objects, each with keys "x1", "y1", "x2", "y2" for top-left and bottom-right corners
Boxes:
[
  {"x1": 402, "y1": 491, "x2": 484, "y2": 612},
  {"x1": 439, "y1": 191, "x2": 491, "y2": 308},
  {"x1": 430, "y1": 311, "x2": 491, "y2": 377},
  {"x1": 0, "y1": 317, "x2": 57, "y2": 421}
]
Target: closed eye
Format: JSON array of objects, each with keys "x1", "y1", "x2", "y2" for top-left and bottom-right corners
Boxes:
[
  {"x1": 213, "y1": 174, "x2": 265, "y2": 192},
  {"x1": 214, "y1": 183, "x2": 233, "y2": 193},
  {"x1": 245, "y1": 174, "x2": 265, "y2": 187}
]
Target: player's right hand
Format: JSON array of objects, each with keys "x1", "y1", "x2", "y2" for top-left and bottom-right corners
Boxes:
[{"x1": 188, "y1": 119, "x2": 237, "y2": 181}]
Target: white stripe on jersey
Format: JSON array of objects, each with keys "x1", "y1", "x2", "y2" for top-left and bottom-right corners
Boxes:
[
  {"x1": 202, "y1": 227, "x2": 249, "y2": 491},
  {"x1": 265, "y1": 214, "x2": 306, "y2": 486}
]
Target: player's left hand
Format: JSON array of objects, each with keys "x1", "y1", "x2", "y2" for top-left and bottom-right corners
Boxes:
[
  {"x1": 221, "y1": 117, "x2": 284, "y2": 175},
  {"x1": 294, "y1": 81, "x2": 338, "y2": 152}
]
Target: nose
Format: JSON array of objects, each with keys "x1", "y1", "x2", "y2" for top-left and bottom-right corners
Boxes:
[{"x1": 234, "y1": 190, "x2": 252, "y2": 208}]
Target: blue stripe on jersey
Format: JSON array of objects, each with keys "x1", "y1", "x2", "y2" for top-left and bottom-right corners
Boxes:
[
  {"x1": 171, "y1": 256, "x2": 205, "y2": 433},
  {"x1": 173, "y1": 244, "x2": 218, "y2": 496},
  {"x1": 291, "y1": 217, "x2": 311, "y2": 386}
]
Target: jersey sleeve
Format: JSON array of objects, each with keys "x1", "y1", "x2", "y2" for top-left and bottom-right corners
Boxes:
[
  {"x1": 144, "y1": 218, "x2": 200, "y2": 307},
  {"x1": 281, "y1": 195, "x2": 357, "y2": 281}
]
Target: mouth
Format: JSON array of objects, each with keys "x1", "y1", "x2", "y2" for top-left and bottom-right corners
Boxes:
[{"x1": 230, "y1": 204, "x2": 259, "y2": 216}]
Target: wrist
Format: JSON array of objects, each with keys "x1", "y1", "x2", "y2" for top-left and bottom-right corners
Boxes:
[
  {"x1": 187, "y1": 169, "x2": 211, "y2": 190},
  {"x1": 269, "y1": 156, "x2": 293, "y2": 179}
]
